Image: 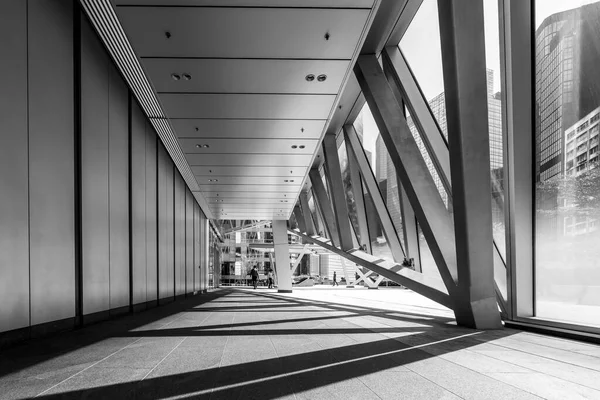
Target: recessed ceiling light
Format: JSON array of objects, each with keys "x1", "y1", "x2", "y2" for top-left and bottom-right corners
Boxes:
[
  {"x1": 284, "y1": 180, "x2": 289, "y2": 182},
  {"x1": 291, "y1": 145, "x2": 298, "y2": 149},
  {"x1": 171, "y1": 73, "x2": 181, "y2": 81},
  {"x1": 305, "y1": 74, "x2": 315, "y2": 82},
  {"x1": 317, "y1": 74, "x2": 327, "y2": 82},
  {"x1": 290, "y1": 180, "x2": 294, "y2": 182},
  {"x1": 196, "y1": 144, "x2": 210, "y2": 148},
  {"x1": 299, "y1": 145, "x2": 305, "y2": 149},
  {"x1": 182, "y1": 73, "x2": 192, "y2": 80}
]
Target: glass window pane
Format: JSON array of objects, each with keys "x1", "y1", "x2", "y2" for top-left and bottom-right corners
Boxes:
[
  {"x1": 483, "y1": 0, "x2": 507, "y2": 264},
  {"x1": 338, "y1": 140, "x2": 363, "y2": 244},
  {"x1": 354, "y1": 102, "x2": 405, "y2": 262},
  {"x1": 399, "y1": 0, "x2": 447, "y2": 133},
  {"x1": 406, "y1": 109, "x2": 449, "y2": 207},
  {"x1": 534, "y1": 0, "x2": 600, "y2": 328}
]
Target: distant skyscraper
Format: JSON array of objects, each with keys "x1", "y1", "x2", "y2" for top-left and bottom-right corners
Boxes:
[
  {"x1": 405, "y1": 69, "x2": 502, "y2": 208},
  {"x1": 375, "y1": 134, "x2": 388, "y2": 183},
  {"x1": 535, "y1": 4, "x2": 600, "y2": 182},
  {"x1": 564, "y1": 106, "x2": 600, "y2": 177}
]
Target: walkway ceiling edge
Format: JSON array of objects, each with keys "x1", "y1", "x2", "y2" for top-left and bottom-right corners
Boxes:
[{"x1": 79, "y1": 0, "x2": 213, "y2": 218}]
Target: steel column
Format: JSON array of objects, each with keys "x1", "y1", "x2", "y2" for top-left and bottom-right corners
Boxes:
[
  {"x1": 322, "y1": 134, "x2": 354, "y2": 251},
  {"x1": 299, "y1": 191, "x2": 316, "y2": 236},
  {"x1": 309, "y1": 168, "x2": 340, "y2": 248},
  {"x1": 272, "y1": 220, "x2": 292, "y2": 293},
  {"x1": 344, "y1": 124, "x2": 405, "y2": 262},
  {"x1": 438, "y1": 0, "x2": 502, "y2": 329},
  {"x1": 500, "y1": 0, "x2": 533, "y2": 319}
]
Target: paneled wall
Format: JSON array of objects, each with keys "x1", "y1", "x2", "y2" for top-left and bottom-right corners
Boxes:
[
  {"x1": 28, "y1": 0, "x2": 77, "y2": 327},
  {"x1": 0, "y1": 0, "x2": 209, "y2": 341}
]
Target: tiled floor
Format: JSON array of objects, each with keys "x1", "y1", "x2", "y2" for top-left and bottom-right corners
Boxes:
[{"x1": 1, "y1": 287, "x2": 600, "y2": 399}]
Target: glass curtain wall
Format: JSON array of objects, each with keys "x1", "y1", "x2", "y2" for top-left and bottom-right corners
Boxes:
[
  {"x1": 353, "y1": 103, "x2": 400, "y2": 263},
  {"x1": 534, "y1": 0, "x2": 600, "y2": 328}
]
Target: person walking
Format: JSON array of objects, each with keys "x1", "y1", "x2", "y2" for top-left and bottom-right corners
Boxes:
[
  {"x1": 267, "y1": 269, "x2": 274, "y2": 289},
  {"x1": 332, "y1": 271, "x2": 339, "y2": 287},
  {"x1": 250, "y1": 266, "x2": 259, "y2": 289}
]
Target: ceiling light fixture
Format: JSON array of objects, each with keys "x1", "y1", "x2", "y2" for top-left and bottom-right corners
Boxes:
[
  {"x1": 171, "y1": 73, "x2": 181, "y2": 81},
  {"x1": 305, "y1": 74, "x2": 315, "y2": 82},
  {"x1": 196, "y1": 144, "x2": 210, "y2": 148},
  {"x1": 182, "y1": 73, "x2": 192, "y2": 80},
  {"x1": 317, "y1": 74, "x2": 327, "y2": 82},
  {"x1": 291, "y1": 145, "x2": 298, "y2": 149},
  {"x1": 299, "y1": 145, "x2": 305, "y2": 149}
]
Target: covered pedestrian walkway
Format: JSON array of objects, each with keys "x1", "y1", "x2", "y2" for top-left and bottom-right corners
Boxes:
[{"x1": 1, "y1": 288, "x2": 599, "y2": 399}]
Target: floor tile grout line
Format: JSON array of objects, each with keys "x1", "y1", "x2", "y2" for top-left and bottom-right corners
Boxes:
[
  {"x1": 34, "y1": 336, "x2": 146, "y2": 398},
  {"x1": 140, "y1": 336, "x2": 188, "y2": 381},
  {"x1": 497, "y1": 334, "x2": 600, "y2": 359},
  {"x1": 209, "y1": 297, "x2": 236, "y2": 399},
  {"x1": 476, "y1": 340, "x2": 600, "y2": 373},
  {"x1": 139, "y1": 308, "x2": 217, "y2": 381},
  {"x1": 462, "y1": 344, "x2": 600, "y2": 392},
  {"x1": 402, "y1": 347, "x2": 546, "y2": 400},
  {"x1": 33, "y1": 300, "x2": 213, "y2": 397}
]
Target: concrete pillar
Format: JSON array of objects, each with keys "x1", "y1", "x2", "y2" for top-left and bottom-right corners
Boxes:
[{"x1": 272, "y1": 220, "x2": 292, "y2": 293}]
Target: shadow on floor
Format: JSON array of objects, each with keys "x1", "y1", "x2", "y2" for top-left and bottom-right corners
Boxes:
[
  {"x1": 0, "y1": 290, "x2": 227, "y2": 379},
  {"x1": 2, "y1": 288, "x2": 517, "y2": 399}
]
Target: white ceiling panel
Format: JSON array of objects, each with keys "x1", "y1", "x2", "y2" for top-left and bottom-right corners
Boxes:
[
  {"x1": 160, "y1": 93, "x2": 336, "y2": 119},
  {"x1": 215, "y1": 214, "x2": 289, "y2": 220},
  {"x1": 186, "y1": 154, "x2": 313, "y2": 166},
  {"x1": 210, "y1": 209, "x2": 293, "y2": 215},
  {"x1": 198, "y1": 184, "x2": 300, "y2": 193},
  {"x1": 114, "y1": 0, "x2": 374, "y2": 7},
  {"x1": 179, "y1": 138, "x2": 317, "y2": 155},
  {"x1": 203, "y1": 192, "x2": 294, "y2": 199},
  {"x1": 210, "y1": 204, "x2": 293, "y2": 212},
  {"x1": 197, "y1": 176, "x2": 304, "y2": 185},
  {"x1": 205, "y1": 197, "x2": 293, "y2": 204},
  {"x1": 116, "y1": 7, "x2": 370, "y2": 59},
  {"x1": 144, "y1": 59, "x2": 349, "y2": 94},
  {"x1": 173, "y1": 119, "x2": 325, "y2": 140},
  {"x1": 191, "y1": 166, "x2": 306, "y2": 177}
]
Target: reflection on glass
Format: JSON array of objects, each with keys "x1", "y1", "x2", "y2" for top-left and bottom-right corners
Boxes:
[
  {"x1": 417, "y1": 224, "x2": 442, "y2": 280},
  {"x1": 338, "y1": 141, "x2": 362, "y2": 244},
  {"x1": 405, "y1": 109, "x2": 449, "y2": 207},
  {"x1": 354, "y1": 103, "x2": 405, "y2": 262},
  {"x1": 534, "y1": 0, "x2": 600, "y2": 327}
]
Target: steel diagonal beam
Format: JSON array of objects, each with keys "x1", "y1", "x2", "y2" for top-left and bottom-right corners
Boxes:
[
  {"x1": 290, "y1": 229, "x2": 452, "y2": 308},
  {"x1": 291, "y1": 244, "x2": 310, "y2": 275},
  {"x1": 354, "y1": 55, "x2": 458, "y2": 295},
  {"x1": 384, "y1": 45, "x2": 507, "y2": 307},
  {"x1": 309, "y1": 168, "x2": 341, "y2": 248},
  {"x1": 322, "y1": 135, "x2": 354, "y2": 251},
  {"x1": 382, "y1": 46, "x2": 451, "y2": 195},
  {"x1": 347, "y1": 144, "x2": 372, "y2": 253},
  {"x1": 293, "y1": 205, "x2": 307, "y2": 234},
  {"x1": 299, "y1": 192, "x2": 316, "y2": 236},
  {"x1": 344, "y1": 124, "x2": 406, "y2": 263},
  {"x1": 438, "y1": 0, "x2": 501, "y2": 329},
  {"x1": 399, "y1": 183, "x2": 421, "y2": 273}
]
